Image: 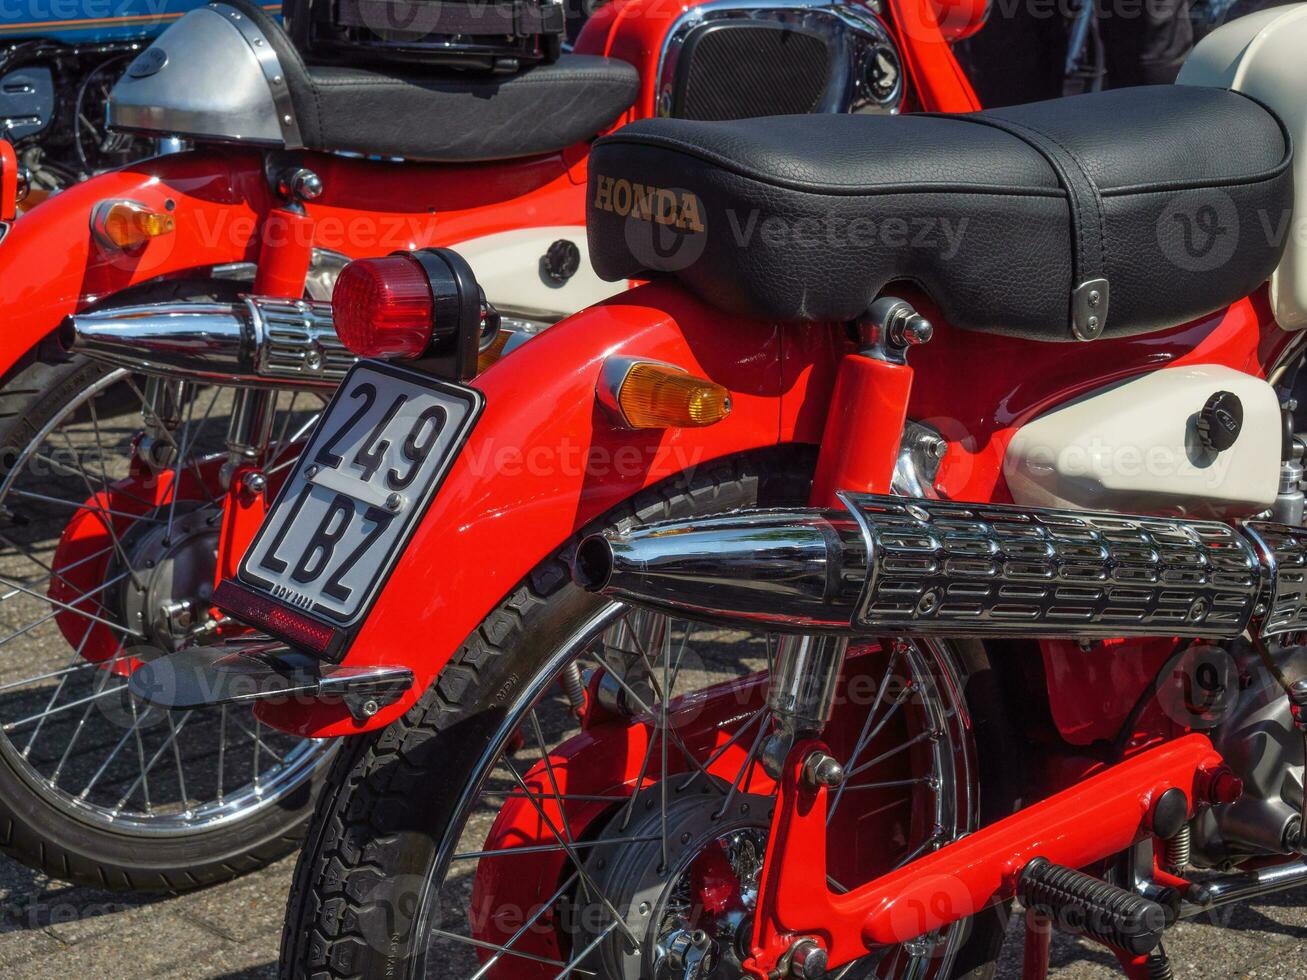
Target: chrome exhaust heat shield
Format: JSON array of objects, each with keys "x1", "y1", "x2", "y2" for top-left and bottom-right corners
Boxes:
[
  {"x1": 575, "y1": 492, "x2": 1307, "y2": 640},
  {"x1": 62, "y1": 296, "x2": 352, "y2": 388}
]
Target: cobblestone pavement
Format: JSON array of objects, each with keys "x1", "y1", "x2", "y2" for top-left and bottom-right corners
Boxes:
[{"x1": 0, "y1": 851, "x2": 1302, "y2": 980}]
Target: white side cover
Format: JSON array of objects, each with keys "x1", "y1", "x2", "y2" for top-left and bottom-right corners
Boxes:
[
  {"x1": 453, "y1": 227, "x2": 626, "y2": 318},
  {"x1": 1178, "y1": 5, "x2": 1307, "y2": 329},
  {"x1": 1003, "y1": 365, "x2": 1280, "y2": 518}
]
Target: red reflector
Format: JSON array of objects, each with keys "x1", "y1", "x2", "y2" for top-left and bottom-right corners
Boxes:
[
  {"x1": 332, "y1": 255, "x2": 434, "y2": 358},
  {"x1": 213, "y1": 580, "x2": 336, "y2": 657}
]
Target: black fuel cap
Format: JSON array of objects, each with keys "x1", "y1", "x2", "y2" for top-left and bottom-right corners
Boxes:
[{"x1": 1197, "y1": 390, "x2": 1243, "y2": 452}]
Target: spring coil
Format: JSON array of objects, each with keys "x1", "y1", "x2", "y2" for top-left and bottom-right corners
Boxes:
[
  {"x1": 560, "y1": 663, "x2": 587, "y2": 713},
  {"x1": 1161, "y1": 824, "x2": 1192, "y2": 874},
  {"x1": 1147, "y1": 948, "x2": 1175, "y2": 980}
]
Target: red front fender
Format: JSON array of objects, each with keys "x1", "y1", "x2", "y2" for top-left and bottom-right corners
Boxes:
[
  {"x1": 0, "y1": 148, "x2": 273, "y2": 373},
  {"x1": 256, "y1": 282, "x2": 844, "y2": 737}
]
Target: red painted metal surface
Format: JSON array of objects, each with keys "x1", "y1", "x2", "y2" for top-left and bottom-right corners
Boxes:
[
  {"x1": 0, "y1": 139, "x2": 16, "y2": 223},
  {"x1": 810, "y1": 355, "x2": 914, "y2": 504},
  {"x1": 254, "y1": 282, "x2": 844, "y2": 736},
  {"x1": 468, "y1": 646, "x2": 927, "y2": 978},
  {"x1": 253, "y1": 207, "x2": 314, "y2": 298},
  {"x1": 744, "y1": 734, "x2": 1223, "y2": 974},
  {"x1": 0, "y1": 147, "x2": 586, "y2": 380},
  {"x1": 48, "y1": 459, "x2": 224, "y2": 665},
  {"x1": 903, "y1": 289, "x2": 1270, "y2": 506}
]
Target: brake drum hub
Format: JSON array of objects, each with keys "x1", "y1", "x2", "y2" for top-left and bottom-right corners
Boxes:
[
  {"x1": 117, "y1": 505, "x2": 219, "y2": 651},
  {"x1": 577, "y1": 781, "x2": 772, "y2": 980}
]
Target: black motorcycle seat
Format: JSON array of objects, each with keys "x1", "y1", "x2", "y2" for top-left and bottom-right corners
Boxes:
[
  {"x1": 230, "y1": 0, "x2": 639, "y2": 162},
  {"x1": 586, "y1": 86, "x2": 1293, "y2": 340}
]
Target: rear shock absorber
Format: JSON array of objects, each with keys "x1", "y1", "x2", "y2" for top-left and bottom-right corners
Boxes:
[{"x1": 761, "y1": 633, "x2": 849, "y2": 779}]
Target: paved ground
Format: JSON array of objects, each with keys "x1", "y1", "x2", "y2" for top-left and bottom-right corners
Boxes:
[{"x1": 0, "y1": 849, "x2": 1302, "y2": 980}]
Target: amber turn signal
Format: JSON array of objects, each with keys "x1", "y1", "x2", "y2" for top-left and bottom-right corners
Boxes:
[
  {"x1": 606, "y1": 359, "x2": 732, "y2": 429},
  {"x1": 93, "y1": 200, "x2": 176, "y2": 249}
]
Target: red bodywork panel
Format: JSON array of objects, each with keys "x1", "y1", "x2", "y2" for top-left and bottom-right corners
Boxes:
[
  {"x1": 255, "y1": 283, "x2": 844, "y2": 735},
  {"x1": 0, "y1": 148, "x2": 586, "y2": 376},
  {"x1": 252, "y1": 277, "x2": 1287, "y2": 740},
  {"x1": 0, "y1": 140, "x2": 16, "y2": 223}
]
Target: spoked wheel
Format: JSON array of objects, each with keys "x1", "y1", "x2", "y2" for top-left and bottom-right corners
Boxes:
[
  {"x1": 282, "y1": 455, "x2": 1010, "y2": 979},
  {"x1": 0, "y1": 344, "x2": 336, "y2": 889}
]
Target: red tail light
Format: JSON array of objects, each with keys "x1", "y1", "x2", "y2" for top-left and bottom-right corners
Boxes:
[{"x1": 332, "y1": 255, "x2": 434, "y2": 358}]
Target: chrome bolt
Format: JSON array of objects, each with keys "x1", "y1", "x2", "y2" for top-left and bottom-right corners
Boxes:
[
  {"x1": 305, "y1": 348, "x2": 324, "y2": 371},
  {"x1": 385, "y1": 492, "x2": 405, "y2": 512},
  {"x1": 923, "y1": 436, "x2": 948, "y2": 461},
  {"x1": 1088, "y1": 290, "x2": 1101, "y2": 308},
  {"x1": 359, "y1": 699, "x2": 380, "y2": 718},
  {"x1": 890, "y1": 313, "x2": 933, "y2": 348},
  {"x1": 802, "y1": 751, "x2": 845, "y2": 790},
  {"x1": 279, "y1": 167, "x2": 322, "y2": 202},
  {"x1": 304, "y1": 464, "x2": 319, "y2": 479},
  {"x1": 788, "y1": 938, "x2": 828, "y2": 980},
  {"x1": 14, "y1": 166, "x2": 30, "y2": 203},
  {"x1": 242, "y1": 471, "x2": 267, "y2": 494}
]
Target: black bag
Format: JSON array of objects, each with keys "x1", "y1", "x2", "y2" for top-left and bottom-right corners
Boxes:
[{"x1": 284, "y1": 0, "x2": 565, "y2": 72}]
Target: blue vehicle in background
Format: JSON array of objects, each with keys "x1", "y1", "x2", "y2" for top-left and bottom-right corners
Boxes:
[{"x1": 1, "y1": 1, "x2": 279, "y2": 190}]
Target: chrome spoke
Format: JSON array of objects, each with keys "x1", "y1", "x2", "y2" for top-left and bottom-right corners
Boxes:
[{"x1": 0, "y1": 370, "x2": 332, "y2": 838}]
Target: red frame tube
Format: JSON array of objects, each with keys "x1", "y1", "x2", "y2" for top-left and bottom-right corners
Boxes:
[
  {"x1": 0, "y1": 139, "x2": 16, "y2": 223},
  {"x1": 744, "y1": 734, "x2": 1223, "y2": 975}
]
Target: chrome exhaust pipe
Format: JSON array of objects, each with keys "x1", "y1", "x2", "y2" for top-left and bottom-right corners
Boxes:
[
  {"x1": 572, "y1": 511, "x2": 868, "y2": 630},
  {"x1": 574, "y1": 492, "x2": 1307, "y2": 641},
  {"x1": 62, "y1": 296, "x2": 353, "y2": 388}
]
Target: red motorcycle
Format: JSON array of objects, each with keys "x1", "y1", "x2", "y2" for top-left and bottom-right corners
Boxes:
[
  {"x1": 117, "y1": 6, "x2": 1307, "y2": 978},
  {"x1": 0, "y1": 0, "x2": 986, "y2": 897}
]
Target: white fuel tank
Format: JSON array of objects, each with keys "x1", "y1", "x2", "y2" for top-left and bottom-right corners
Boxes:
[
  {"x1": 1003, "y1": 365, "x2": 1281, "y2": 518},
  {"x1": 1179, "y1": 5, "x2": 1307, "y2": 329}
]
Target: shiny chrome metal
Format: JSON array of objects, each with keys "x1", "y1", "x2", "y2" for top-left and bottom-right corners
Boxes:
[
  {"x1": 891, "y1": 420, "x2": 948, "y2": 498},
  {"x1": 1181, "y1": 860, "x2": 1307, "y2": 917},
  {"x1": 595, "y1": 356, "x2": 693, "y2": 430},
  {"x1": 1275, "y1": 452, "x2": 1304, "y2": 526},
  {"x1": 250, "y1": 297, "x2": 353, "y2": 384},
  {"x1": 278, "y1": 166, "x2": 323, "y2": 203},
  {"x1": 14, "y1": 164, "x2": 28, "y2": 202},
  {"x1": 108, "y1": 4, "x2": 302, "y2": 147},
  {"x1": 221, "y1": 387, "x2": 277, "y2": 487},
  {"x1": 859, "y1": 296, "x2": 933, "y2": 365},
  {"x1": 65, "y1": 296, "x2": 350, "y2": 389},
  {"x1": 1243, "y1": 522, "x2": 1307, "y2": 638},
  {"x1": 575, "y1": 493, "x2": 1307, "y2": 642},
  {"x1": 572, "y1": 510, "x2": 868, "y2": 630},
  {"x1": 768, "y1": 634, "x2": 848, "y2": 735},
  {"x1": 655, "y1": 0, "x2": 905, "y2": 119}
]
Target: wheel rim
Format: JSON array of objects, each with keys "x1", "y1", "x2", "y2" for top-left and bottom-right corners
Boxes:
[
  {"x1": 410, "y1": 603, "x2": 977, "y2": 979},
  {"x1": 0, "y1": 368, "x2": 335, "y2": 836}
]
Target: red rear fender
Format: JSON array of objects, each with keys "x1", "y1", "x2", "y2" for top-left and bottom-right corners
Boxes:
[
  {"x1": 255, "y1": 282, "x2": 843, "y2": 737},
  {"x1": 0, "y1": 149, "x2": 271, "y2": 373}
]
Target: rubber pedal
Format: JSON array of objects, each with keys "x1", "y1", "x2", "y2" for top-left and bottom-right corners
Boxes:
[{"x1": 1018, "y1": 857, "x2": 1166, "y2": 956}]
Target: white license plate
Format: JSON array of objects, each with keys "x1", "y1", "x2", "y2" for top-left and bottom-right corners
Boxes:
[{"x1": 238, "y1": 361, "x2": 483, "y2": 627}]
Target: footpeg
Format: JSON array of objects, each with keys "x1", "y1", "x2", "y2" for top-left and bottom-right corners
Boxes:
[{"x1": 1017, "y1": 857, "x2": 1166, "y2": 956}]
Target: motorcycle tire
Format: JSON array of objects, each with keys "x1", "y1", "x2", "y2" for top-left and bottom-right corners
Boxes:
[
  {"x1": 0, "y1": 279, "x2": 332, "y2": 891},
  {"x1": 280, "y1": 447, "x2": 1021, "y2": 979}
]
